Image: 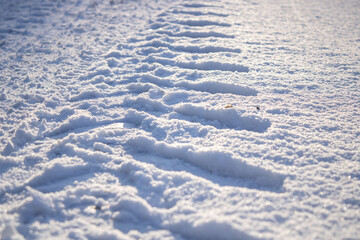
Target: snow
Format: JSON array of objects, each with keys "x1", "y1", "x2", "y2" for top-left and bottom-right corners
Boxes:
[
  {"x1": 0, "y1": 0, "x2": 359, "y2": 239},
  {"x1": 127, "y1": 135, "x2": 285, "y2": 188},
  {"x1": 173, "y1": 103, "x2": 270, "y2": 131}
]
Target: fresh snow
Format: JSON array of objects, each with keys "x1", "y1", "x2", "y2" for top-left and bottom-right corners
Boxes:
[{"x1": 0, "y1": 0, "x2": 359, "y2": 239}]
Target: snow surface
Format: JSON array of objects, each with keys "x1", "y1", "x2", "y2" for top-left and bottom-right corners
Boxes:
[{"x1": 0, "y1": 0, "x2": 359, "y2": 239}]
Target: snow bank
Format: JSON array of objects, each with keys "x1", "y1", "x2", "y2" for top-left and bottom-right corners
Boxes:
[
  {"x1": 174, "y1": 103, "x2": 271, "y2": 132},
  {"x1": 127, "y1": 136, "x2": 285, "y2": 188}
]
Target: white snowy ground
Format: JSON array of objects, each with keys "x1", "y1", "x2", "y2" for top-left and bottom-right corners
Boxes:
[{"x1": 0, "y1": 0, "x2": 359, "y2": 239}]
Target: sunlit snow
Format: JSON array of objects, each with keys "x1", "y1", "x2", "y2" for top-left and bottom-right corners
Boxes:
[{"x1": 0, "y1": 0, "x2": 359, "y2": 239}]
